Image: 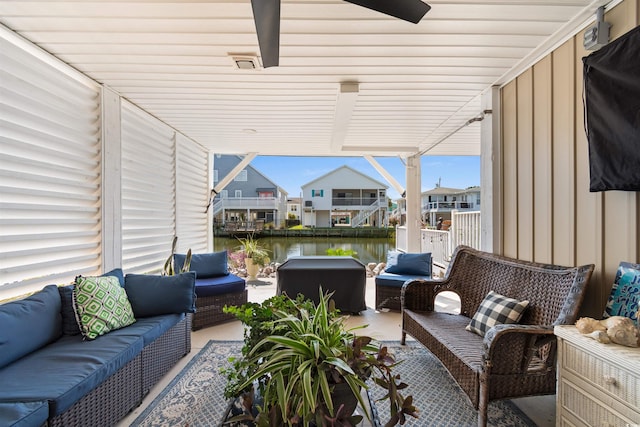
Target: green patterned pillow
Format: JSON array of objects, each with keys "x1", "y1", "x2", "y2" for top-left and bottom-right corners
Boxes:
[{"x1": 73, "y1": 275, "x2": 136, "y2": 340}]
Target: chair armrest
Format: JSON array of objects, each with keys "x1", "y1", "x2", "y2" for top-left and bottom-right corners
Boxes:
[
  {"x1": 482, "y1": 324, "x2": 556, "y2": 374},
  {"x1": 401, "y1": 278, "x2": 448, "y2": 311}
]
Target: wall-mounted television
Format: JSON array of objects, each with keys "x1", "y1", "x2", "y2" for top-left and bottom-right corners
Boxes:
[{"x1": 583, "y1": 25, "x2": 640, "y2": 192}]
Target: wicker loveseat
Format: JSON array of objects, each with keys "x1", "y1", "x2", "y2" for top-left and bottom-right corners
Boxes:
[{"x1": 401, "y1": 245, "x2": 594, "y2": 427}]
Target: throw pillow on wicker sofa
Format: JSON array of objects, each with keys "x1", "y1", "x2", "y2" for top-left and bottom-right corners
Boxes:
[{"x1": 73, "y1": 275, "x2": 137, "y2": 340}]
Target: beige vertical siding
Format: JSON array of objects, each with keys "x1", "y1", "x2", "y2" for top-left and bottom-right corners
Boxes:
[
  {"x1": 551, "y1": 39, "x2": 576, "y2": 267},
  {"x1": 517, "y1": 70, "x2": 534, "y2": 262},
  {"x1": 533, "y1": 57, "x2": 553, "y2": 264},
  {"x1": 501, "y1": 82, "x2": 518, "y2": 259},
  {"x1": 499, "y1": 0, "x2": 640, "y2": 317}
]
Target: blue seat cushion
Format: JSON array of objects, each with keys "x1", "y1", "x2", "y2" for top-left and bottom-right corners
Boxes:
[
  {"x1": 113, "y1": 313, "x2": 184, "y2": 346},
  {"x1": 0, "y1": 285, "x2": 62, "y2": 369},
  {"x1": 375, "y1": 272, "x2": 431, "y2": 288},
  {"x1": 194, "y1": 274, "x2": 245, "y2": 297},
  {"x1": 0, "y1": 332, "x2": 144, "y2": 416},
  {"x1": 0, "y1": 401, "x2": 49, "y2": 427}
]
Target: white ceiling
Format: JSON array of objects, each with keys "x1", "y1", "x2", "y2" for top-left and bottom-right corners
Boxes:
[{"x1": 0, "y1": 0, "x2": 607, "y2": 158}]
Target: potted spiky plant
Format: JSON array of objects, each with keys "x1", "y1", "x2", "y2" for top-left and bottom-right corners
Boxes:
[
  {"x1": 222, "y1": 291, "x2": 418, "y2": 426},
  {"x1": 234, "y1": 234, "x2": 270, "y2": 280},
  {"x1": 162, "y1": 236, "x2": 192, "y2": 276}
]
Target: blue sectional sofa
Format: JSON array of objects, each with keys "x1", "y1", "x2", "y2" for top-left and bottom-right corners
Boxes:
[{"x1": 0, "y1": 270, "x2": 194, "y2": 427}]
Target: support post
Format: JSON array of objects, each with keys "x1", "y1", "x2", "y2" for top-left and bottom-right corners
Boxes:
[
  {"x1": 101, "y1": 87, "x2": 122, "y2": 271},
  {"x1": 480, "y1": 87, "x2": 501, "y2": 253},
  {"x1": 405, "y1": 154, "x2": 422, "y2": 252}
]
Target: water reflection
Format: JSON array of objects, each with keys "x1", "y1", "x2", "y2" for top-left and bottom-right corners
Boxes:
[{"x1": 214, "y1": 236, "x2": 394, "y2": 265}]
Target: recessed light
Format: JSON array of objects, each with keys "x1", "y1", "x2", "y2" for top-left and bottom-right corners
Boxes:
[{"x1": 228, "y1": 53, "x2": 262, "y2": 70}]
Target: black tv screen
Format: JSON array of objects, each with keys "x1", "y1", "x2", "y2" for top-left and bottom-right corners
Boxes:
[{"x1": 583, "y1": 25, "x2": 640, "y2": 192}]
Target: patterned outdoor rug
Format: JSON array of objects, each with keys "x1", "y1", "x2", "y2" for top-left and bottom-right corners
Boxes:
[{"x1": 130, "y1": 340, "x2": 536, "y2": 427}]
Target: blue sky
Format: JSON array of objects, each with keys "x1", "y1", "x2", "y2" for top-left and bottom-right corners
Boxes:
[{"x1": 250, "y1": 156, "x2": 480, "y2": 200}]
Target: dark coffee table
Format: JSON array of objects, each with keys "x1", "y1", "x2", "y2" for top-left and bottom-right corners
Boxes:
[{"x1": 276, "y1": 256, "x2": 367, "y2": 314}]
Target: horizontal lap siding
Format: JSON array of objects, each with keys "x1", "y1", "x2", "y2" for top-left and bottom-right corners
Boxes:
[
  {"x1": 121, "y1": 101, "x2": 176, "y2": 274},
  {"x1": 176, "y1": 134, "x2": 210, "y2": 254},
  {"x1": 0, "y1": 33, "x2": 101, "y2": 296}
]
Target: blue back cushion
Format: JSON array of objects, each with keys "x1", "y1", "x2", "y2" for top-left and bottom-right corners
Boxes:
[
  {"x1": 385, "y1": 251, "x2": 432, "y2": 276},
  {"x1": 103, "y1": 268, "x2": 125, "y2": 287},
  {"x1": 124, "y1": 272, "x2": 197, "y2": 317},
  {"x1": 0, "y1": 285, "x2": 62, "y2": 369},
  {"x1": 174, "y1": 251, "x2": 229, "y2": 278}
]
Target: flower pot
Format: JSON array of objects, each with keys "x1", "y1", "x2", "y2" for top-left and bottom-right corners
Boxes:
[
  {"x1": 246, "y1": 257, "x2": 260, "y2": 281},
  {"x1": 325, "y1": 382, "x2": 360, "y2": 419}
]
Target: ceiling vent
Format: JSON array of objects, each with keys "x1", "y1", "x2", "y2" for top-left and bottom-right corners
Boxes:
[{"x1": 229, "y1": 54, "x2": 262, "y2": 70}]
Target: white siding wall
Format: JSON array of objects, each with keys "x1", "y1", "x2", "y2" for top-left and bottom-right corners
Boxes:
[
  {"x1": 176, "y1": 133, "x2": 210, "y2": 254},
  {"x1": 121, "y1": 102, "x2": 176, "y2": 274},
  {"x1": 0, "y1": 29, "x2": 102, "y2": 298},
  {"x1": 0, "y1": 29, "x2": 212, "y2": 298}
]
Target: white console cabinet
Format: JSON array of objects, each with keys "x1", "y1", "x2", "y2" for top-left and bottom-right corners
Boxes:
[{"x1": 555, "y1": 325, "x2": 640, "y2": 427}]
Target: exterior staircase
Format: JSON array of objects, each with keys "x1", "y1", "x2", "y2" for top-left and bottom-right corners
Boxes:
[
  {"x1": 351, "y1": 200, "x2": 382, "y2": 227},
  {"x1": 211, "y1": 199, "x2": 223, "y2": 216}
]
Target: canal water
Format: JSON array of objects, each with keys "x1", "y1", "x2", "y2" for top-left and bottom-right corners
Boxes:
[{"x1": 213, "y1": 236, "x2": 394, "y2": 265}]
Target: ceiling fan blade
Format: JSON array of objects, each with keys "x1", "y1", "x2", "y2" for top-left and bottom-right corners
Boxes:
[
  {"x1": 344, "y1": 0, "x2": 430, "y2": 24},
  {"x1": 251, "y1": 0, "x2": 280, "y2": 68}
]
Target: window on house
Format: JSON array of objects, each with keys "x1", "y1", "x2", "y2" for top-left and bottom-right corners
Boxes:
[
  {"x1": 213, "y1": 170, "x2": 218, "y2": 182},
  {"x1": 311, "y1": 189, "x2": 324, "y2": 197},
  {"x1": 291, "y1": 205, "x2": 298, "y2": 211},
  {"x1": 235, "y1": 190, "x2": 242, "y2": 198},
  {"x1": 221, "y1": 190, "x2": 228, "y2": 198},
  {"x1": 234, "y1": 170, "x2": 248, "y2": 181}
]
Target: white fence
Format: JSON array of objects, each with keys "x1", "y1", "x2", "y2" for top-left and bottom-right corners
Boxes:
[
  {"x1": 396, "y1": 210, "x2": 481, "y2": 267},
  {"x1": 420, "y1": 230, "x2": 450, "y2": 266}
]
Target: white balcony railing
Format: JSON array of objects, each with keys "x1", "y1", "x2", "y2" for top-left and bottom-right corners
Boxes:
[
  {"x1": 396, "y1": 210, "x2": 481, "y2": 268},
  {"x1": 214, "y1": 197, "x2": 279, "y2": 210},
  {"x1": 423, "y1": 201, "x2": 477, "y2": 210}
]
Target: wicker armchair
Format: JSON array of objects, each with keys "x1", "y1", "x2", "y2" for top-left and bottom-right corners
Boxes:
[{"x1": 401, "y1": 245, "x2": 594, "y2": 427}]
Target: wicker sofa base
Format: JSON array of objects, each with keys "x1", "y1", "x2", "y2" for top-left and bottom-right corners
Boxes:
[
  {"x1": 142, "y1": 314, "x2": 192, "y2": 394},
  {"x1": 49, "y1": 314, "x2": 191, "y2": 427},
  {"x1": 192, "y1": 289, "x2": 248, "y2": 330},
  {"x1": 375, "y1": 284, "x2": 402, "y2": 311}
]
